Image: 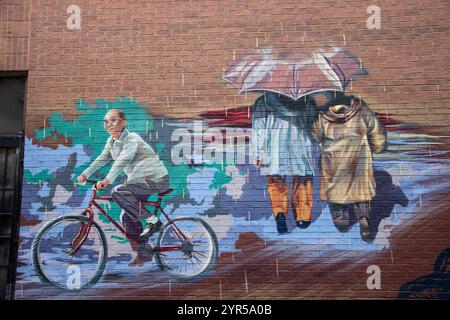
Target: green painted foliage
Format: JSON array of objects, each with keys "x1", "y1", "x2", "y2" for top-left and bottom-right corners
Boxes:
[
  {"x1": 28, "y1": 96, "x2": 234, "y2": 224},
  {"x1": 210, "y1": 166, "x2": 232, "y2": 190},
  {"x1": 23, "y1": 169, "x2": 54, "y2": 184}
]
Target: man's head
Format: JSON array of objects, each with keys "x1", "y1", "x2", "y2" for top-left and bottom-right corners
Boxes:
[{"x1": 104, "y1": 109, "x2": 127, "y2": 137}]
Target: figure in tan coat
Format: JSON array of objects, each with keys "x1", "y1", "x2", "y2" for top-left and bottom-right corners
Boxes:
[{"x1": 311, "y1": 92, "x2": 387, "y2": 241}]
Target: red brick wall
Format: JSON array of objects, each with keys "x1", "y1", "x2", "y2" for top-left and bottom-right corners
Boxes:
[
  {"x1": 1, "y1": 0, "x2": 448, "y2": 130},
  {"x1": 2, "y1": 0, "x2": 450, "y2": 299}
]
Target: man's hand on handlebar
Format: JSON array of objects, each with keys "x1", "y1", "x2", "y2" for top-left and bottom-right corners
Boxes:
[
  {"x1": 96, "y1": 179, "x2": 110, "y2": 190},
  {"x1": 76, "y1": 175, "x2": 109, "y2": 190}
]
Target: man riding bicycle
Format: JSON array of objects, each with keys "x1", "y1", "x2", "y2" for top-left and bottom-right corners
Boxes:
[{"x1": 77, "y1": 109, "x2": 169, "y2": 266}]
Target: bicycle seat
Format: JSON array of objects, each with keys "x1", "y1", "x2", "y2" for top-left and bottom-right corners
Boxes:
[{"x1": 158, "y1": 188, "x2": 173, "y2": 196}]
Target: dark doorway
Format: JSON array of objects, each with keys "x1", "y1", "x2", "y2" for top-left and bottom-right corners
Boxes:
[{"x1": 0, "y1": 74, "x2": 26, "y2": 300}]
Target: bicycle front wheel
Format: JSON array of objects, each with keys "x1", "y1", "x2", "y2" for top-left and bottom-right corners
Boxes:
[
  {"x1": 155, "y1": 216, "x2": 219, "y2": 280},
  {"x1": 32, "y1": 215, "x2": 108, "y2": 290}
]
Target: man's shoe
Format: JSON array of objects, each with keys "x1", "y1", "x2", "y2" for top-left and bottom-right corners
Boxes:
[
  {"x1": 128, "y1": 244, "x2": 153, "y2": 267},
  {"x1": 296, "y1": 220, "x2": 311, "y2": 229},
  {"x1": 139, "y1": 219, "x2": 163, "y2": 239},
  {"x1": 275, "y1": 214, "x2": 288, "y2": 234},
  {"x1": 359, "y1": 217, "x2": 371, "y2": 242}
]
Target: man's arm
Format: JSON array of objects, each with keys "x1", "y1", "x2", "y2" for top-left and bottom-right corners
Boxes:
[
  {"x1": 104, "y1": 138, "x2": 138, "y2": 184},
  {"x1": 80, "y1": 146, "x2": 112, "y2": 179}
]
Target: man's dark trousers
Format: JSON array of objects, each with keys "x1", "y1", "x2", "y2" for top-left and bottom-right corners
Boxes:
[{"x1": 112, "y1": 175, "x2": 170, "y2": 245}]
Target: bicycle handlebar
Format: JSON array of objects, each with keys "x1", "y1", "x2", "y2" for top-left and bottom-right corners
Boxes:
[{"x1": 75, "y1": 180, "x2": 98, "y2": 189}]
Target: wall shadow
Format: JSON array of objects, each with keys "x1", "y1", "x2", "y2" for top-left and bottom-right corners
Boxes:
[{"x1": 347, "y1": 169, "x2": 409, "y2": 240}]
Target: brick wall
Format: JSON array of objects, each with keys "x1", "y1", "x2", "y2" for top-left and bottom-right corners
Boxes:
[{"x1": 1, "y1": 0, "x2": 450, "y2": 299}]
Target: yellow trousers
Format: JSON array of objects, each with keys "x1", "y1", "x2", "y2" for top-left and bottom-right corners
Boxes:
[{"x1": 267, "y1": 175, "x2": 313, "y2": 222}]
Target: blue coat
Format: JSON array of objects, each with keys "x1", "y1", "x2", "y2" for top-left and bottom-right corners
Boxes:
[{"x1": 251, "y1": 93, "x2": 317, "y2": 176}]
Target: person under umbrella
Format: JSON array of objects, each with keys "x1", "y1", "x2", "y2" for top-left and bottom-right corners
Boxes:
[
  {"x1": 311, "y1": 91, "x2": 387, "y2": 241},
  {"x1": 252, "y1": 92, "x2": 317, "y2": 233},
  {"x1": 221, "y1": 46, "x2": 368, "y2": 234}
]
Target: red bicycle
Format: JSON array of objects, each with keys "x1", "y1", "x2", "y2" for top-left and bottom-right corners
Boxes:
[{"x1": 31, "y1": 180, "x2": 219, "y2": 290}]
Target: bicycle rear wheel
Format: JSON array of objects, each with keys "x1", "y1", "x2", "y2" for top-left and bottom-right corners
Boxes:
[
  {"x1": 155, "y1": 216, "x2": 219, "y2": 280},
  {"x1": 32, "y1": 215, "x2": 108, "y2": 290}
]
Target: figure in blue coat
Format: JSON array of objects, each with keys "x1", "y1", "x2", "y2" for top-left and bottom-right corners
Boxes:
[{"x1": 252, "y1": 92, "x2": 318, "y2": 233}]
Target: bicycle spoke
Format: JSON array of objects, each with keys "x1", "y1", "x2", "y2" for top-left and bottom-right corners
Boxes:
[
  {"x1": 192, "y1": 251, "x2": 208, "y2": 259},
  {"x1": 190, "y1": 254, "x2": 203, "y2": 265}
]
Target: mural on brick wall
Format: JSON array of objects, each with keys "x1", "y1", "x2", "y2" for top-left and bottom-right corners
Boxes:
[
  {"x1": 15, "y1": 46, "x2": 450, "y2": 298},
  {"x1": 221, "y1": 46, "x2": 387, "y2": 239}
]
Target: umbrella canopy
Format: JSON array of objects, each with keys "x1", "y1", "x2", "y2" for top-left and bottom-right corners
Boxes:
[{"x1": 221, "y1": 46, "x2": 368, "y2": 100}]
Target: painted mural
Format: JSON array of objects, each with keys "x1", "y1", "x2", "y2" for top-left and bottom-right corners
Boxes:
[{"x1": 15, "y1": 46, "x2": 450, "y2": 299}]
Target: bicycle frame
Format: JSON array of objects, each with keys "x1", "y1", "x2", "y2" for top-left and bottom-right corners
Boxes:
[{"x1": 69, "y1": 182, "x2": 189, "y2": 256}]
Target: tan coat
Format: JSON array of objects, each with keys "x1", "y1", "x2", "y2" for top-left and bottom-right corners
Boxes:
[{"x1": 311, "y1": 99, "x2": 387, "y2": 204}]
